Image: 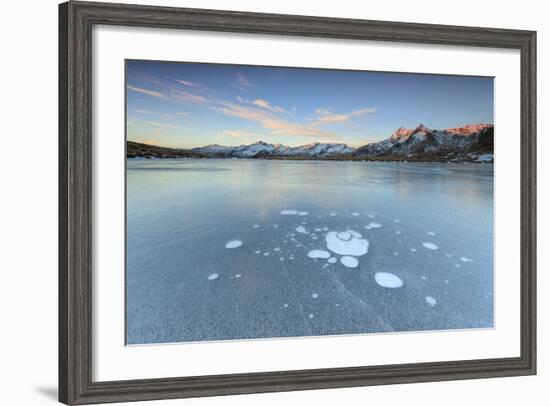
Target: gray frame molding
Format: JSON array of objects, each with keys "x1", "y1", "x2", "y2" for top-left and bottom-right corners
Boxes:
[{"x1": 59, "y1": 1, "x2": 536, "y2": 404}]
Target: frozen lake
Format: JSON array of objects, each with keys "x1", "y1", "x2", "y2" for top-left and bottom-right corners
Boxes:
[{"x1": 126, "y1": 159, "x2": 494, "y2": 345}]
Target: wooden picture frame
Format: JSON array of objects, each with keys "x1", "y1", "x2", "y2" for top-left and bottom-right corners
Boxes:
[{"x1": 59, "y1": 1, "x2": 536, "y2": 404}]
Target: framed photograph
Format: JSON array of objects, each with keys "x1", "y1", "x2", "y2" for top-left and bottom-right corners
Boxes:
[{"x1": 59, "y1": 1, "x2": 536, "y2": 404}]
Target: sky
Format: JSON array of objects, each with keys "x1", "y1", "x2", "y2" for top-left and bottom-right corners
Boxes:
[{"x1": 126, "y1": 60, "x2": 494, "y2": 149}]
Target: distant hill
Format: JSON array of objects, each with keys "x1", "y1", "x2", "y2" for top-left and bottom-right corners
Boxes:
[
  {"x1": 127, "y1": 123, "x2": 494, "y2": 163},
  {"x1": 127, "y1": 141, "x2": 204, "y2": 159}
]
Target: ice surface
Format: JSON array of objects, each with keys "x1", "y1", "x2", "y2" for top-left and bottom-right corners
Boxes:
[
  {"x1": 127, "y1": 159, "x2": 494, "y2": 345},
  {"x1": 225, "y1": 240, "x2": 243, "y2": 249},
  {"x1": 422, "y1": 242, "x2": 439, "y2": 250},
  {"x1": 374, "y1": 272, "x2": 403, "y2": 288},
  {"x1": 326, "y1": 230, "x2": 368, "y2": 256},
  {"x1": 341, "y1": 256, "x2": 359, "y2": 268},
  {"x1": 307, "y1": 249, "x2": 331, "y2": 259}
]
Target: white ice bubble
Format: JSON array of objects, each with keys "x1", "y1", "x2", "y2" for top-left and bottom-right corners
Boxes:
[
  {"x1": 328, "y1": 257, "x2": 337, "y2": 264},
  {"x1": 446, "y1": 253, "x2": 453, "y2": 258},
  {"x1": 283, "y1": 303, "x2": 289, "y2": 308},
  {"x1": 421, "y1": 275, "x2": 427, "y2": 280},
  {"x1": 235, "y1": 274, "x2": 242, "y2": 278},
  {"x1": 273, "y1": 224, "x2": 279, "y2": 228},
  {"x1": 460, "y1": 256, "x2": 471, "y2": 263},
  {"x1": 341, "y1": 256, "x2": 359, "y2": 268},
  {"x1": 427, "y1": 231, "x2": 436, "y2": 236},
  {"x1": 454, "y1": 264, "x2": 461, "y2": 268},
  {"x1": 410, "y1": 248, "x2": 417, "y2": 252},
  {"x1": 374, "y1": 272, "x2": 403, "y2": 288},
  {"x1": 274, "y1": 247, "x2": 281, "y2": 251},
  {"x1": 444, "y1": 279, "x2": 449, "y2": 284},
  {"x1": 225, "y1": 240, "x2": 243, "y2": 249},
  {"x1": 422, "y1": 242, "x2": 438, "y2": 250},
  {"x1": 281, "y1": 210, "x2": 298, "y2": 215},
  {"x1": 314, "y1": 228, "x2": 322, "y2": 232},
  {"x1": 208, "y1": 273, "x2": 219, "y2": 281},
  {"x1": 351, "y1": 212, "x2": 360, "y2": 216},
  {"x1": 312, "y1": 293, "x2": 319, "y2": 299},
  {"x1": 298, "y1": 211, "x2": 309, "y2": 216},
  {"x1": 308, "y1": 314, "x2": 315, "y2": 319},
  {"x1": 263, "y1": 252, "x2": 270, "y2": 256},
  {"x1": 308, "y1": 249, "x2": 331, "y2": 259},
  {"x1": 326, "y1": 230, "x2": 368, "y2": 256},
  {"x1": 296, "y1": 226, "x2": 307, "y2": 234},
  {"x1": 254, "y1": 250, "x2": 261, "y2": 255},
  {"x1": 365, "y1": 222, "x2": 382, "y2": 230},
  {"x1": 329, "y1": 212, "x2": 337, "y2": 216},
  {"x1": 425, "y1": 296, "x2": 437, "y2": 307},
  {"x1": 322, "y1": 227, "x2": 329, "y2": 231},
  {"x1": 253, "y1": 224, "x2": 260, "y2": 228},
  {"x1": 367, "y1": 214, "x2": 375, "y2": 219},
  {"x1": 393, "y1": 252, "x2": 399, "y2": 256}
]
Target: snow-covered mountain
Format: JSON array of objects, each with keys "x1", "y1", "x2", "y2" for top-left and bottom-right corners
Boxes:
[
  {"x1": 353, "y1": 123, "x2": 493, "y2": 161},
  {"x1": 129, "y1": 123, "x2": 493, "y2": 162},
  {"x1": 192, "y1": 140, "x2": 355, "y2": 158}
]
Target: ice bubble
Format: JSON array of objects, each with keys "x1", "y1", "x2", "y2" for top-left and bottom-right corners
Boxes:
[
  {"x1": 326, "y1": 230, "x2": 368, "y2": 256},
  {"x1": 446, "y1": 253, "x2": 453, "y2": 258},
  {"x1": 393, "y1": 252, "x2": 399, "y2": 256},
  {"x1": 263, "y1": 252, "x2": 270, "y2": 256},
  {"x1": 374, "y1": 272, "x2": 403, "y2": 288},
  {"x1": 312, "y1": 293, "x2": 319, "y2": 299},
  {"x1": 365, "y1": 222, "x2": 382, "y2": 230},
  {"x1": 367, "y1": 214, "x2": 376, "y2": 219},
  {"x1": 280, "y1": 257, "x2": 284, "y2": 261},
  {"x1": 421, "y1": 275, "x2": 427, "y2": 280},
  {"x1": 208, "y1": 273, "x2": 219, "y2": 281},
  {"x1": 351, "y1": 212, "x2": 360, "y2": 216},
  {"x1": 410, "y1": 248, "x2": 417, "y2": 252},
  {"x1": 283, "y1": 303, "x2": 289, "y2": 308},
  {"x1": 307, "y1": 249, "x2": 331, "y2": 259},
  {"x1": 274, "y1": 247, "x2": 281, "y2": 251},
  {"x1": 422, "y1": 242, "x2": 439, "y2": 250},
  {"x1": 235, "y1": 273, "x2": 242, "y2": 278},
  {"x1": 281, "y1": 210, "x2": 298, "y2": 215},
  {"x1": 273, "y1": 224, "x2": 279, "y2": 228},
  {"x1": 254, "y1": 250, "x2": 261, "y2": 255},
  {"x1": 394, "y1": 219, "x2": 400, "y2": 223},
  {"x1": 341, "y1": 256, "x2": 359, "y2": 268},
  {"x1": 253, "y1": 224, "x2": 259, "y2": 228},
  {"x1": 460, "y1": 256, "x2": 471, "y2": 263},
  {"x1": 329, "y1": 212, "x2": 337, "y2": 216},
  {"x1": 328, "y1": 257, "x2": 337, "y2": 264},
  {"x1": 425, "y1": 296, "x2": 437, "y2": 307},
  {"x1": 314, "y1": 228, "x2": 322, "y2": 232},
  {"x1": 395, "y1": 231, "x2": 401, "y2": 235},
  {"x1": 298, "y1": 211, "x2": 309, "y2": 216},
  {"x1": 225, "y1": 240, "x2": 243, "y2": 249},
  {"x1": 454, "y1": 264, "x2": 461, "y2": 268},
  {"x1": 308, "y1": 314, "x2": 315, "y2": 319},
  {"x1": 322, "y1": 227, "x2": 329, "y2": 231},
  {"x1": 444, "y1": 279, "x2": 449, "y2": 284},
  {"x1": 427, "y1": 231, "x2": 436, "y2": 236},
  {"x1": 296, "y1": 226, "x2": 307, "y2": 233}
]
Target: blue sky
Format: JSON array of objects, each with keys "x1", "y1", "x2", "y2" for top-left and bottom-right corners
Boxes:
[{"x1": 126, "y1": 60, "x2": 494, "y2": 148}]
